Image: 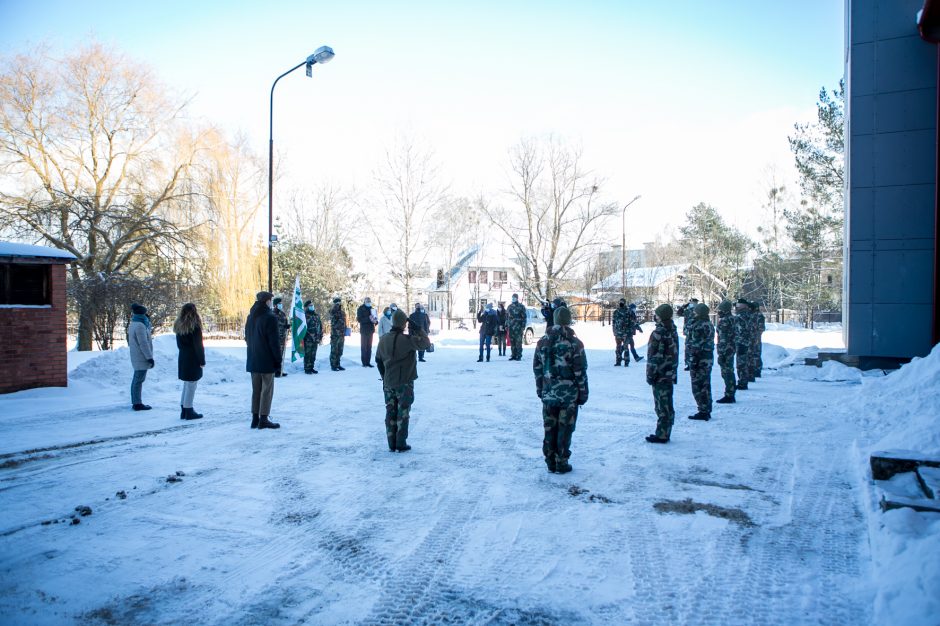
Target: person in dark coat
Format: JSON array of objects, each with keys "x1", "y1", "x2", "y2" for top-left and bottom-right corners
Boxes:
[
  {"x1": 356, "y1": 297, "x2": 377, "y2": 367},
  {"x1": 477, "y1": 302, "x2": 499, "y2": 362},
  {"x1": 272, "y1": 297, "x2": 290, "y2": 377},
  {"x1": 174, "y1": 303, "x2": 205, "y2": 420},
  {"x1": 495, "y1": 302, "x2": 508, "y2": 356},
  {"x1": 408, "y1": 302, "x2": 431, "y2": 362},
  {"x1": 245, "y1": 291, "x2": 281, "y2": 430}
]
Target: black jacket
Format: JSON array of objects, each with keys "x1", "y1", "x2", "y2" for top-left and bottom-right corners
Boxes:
[
  {"x1": 357, "y1": 304, "x2": 376, "y2": 334},
  {"x1": 408, "y1": 310, "x2": 430, "y2": 335},
  {"x1": 245, "y1": 301, "x2": 282, "y2": 374},
  {"x1": 176, "y1": 328, "x2": 205, "y2": 382},
  {"x1": 496, "y1": 307, "x2": 507, "y2": 330},
  {"x1": 477, "y1": 309, "x2": 499, "y2": 336}
]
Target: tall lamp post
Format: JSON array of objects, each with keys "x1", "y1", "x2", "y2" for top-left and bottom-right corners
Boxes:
[
  {"x1": 268, "y1": 45, "x2": 335, "y2": 293},
  {"x1": 620, "y1": 194, "x2": 641, "y2": 299}
]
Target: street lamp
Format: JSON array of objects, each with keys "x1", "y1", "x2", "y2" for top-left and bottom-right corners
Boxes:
[
  {"x1": 620, "y1": 194, "x2": 641, "y2": 300},
  {"x1": 268, "y1": 46, "x2": 335, "y2": 293}
]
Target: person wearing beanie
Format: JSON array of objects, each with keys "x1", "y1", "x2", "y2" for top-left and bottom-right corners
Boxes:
[
  {"x1": 612, "y1": 298, "x2": 631, "y2": 366},
  {"x1": 506, "y1": 293, "x2": 527, "y2": 361},
  {"x1": 733, "y1": 298, "x2": 753, "y2": 389},
  {"x1": 533, "y1": 304, "x2": 588, "y2": 473},
  {"x1": 356, "y1": 297, "x2": 378, "y2": 367},
  {"x1": 128, "y1": 303, "x2": 154, "y2": 411},
  {"x1": 715, "y1": 299, "x2": 737, "y2": 404},
  {"x1": 476, "y1": 302, "x2": 499, "y2": 362},
  {"x1": 682, "y1": 298, "x2": 699, "y2": 371},
  {"x1": 408, "y1": 302, "x2": 431, "y2": 362},
  {"x1": 244, "y1": 291, "x2": 281, "y2": 429},
  {"x1": 329, "y1": 297, "x2": 347, "y2": 371},
  {"x1": 375, "y1": 308, "x2": 431, "y2": 452},
  {"x1": 625, "y1": 302, "x2": 644, "y2": 363},
  {"x1": 303, "y1": 300, "x2": 323, "y2": 374},
  {"x1": 686, "y1": 303, "x2": 715, "y2": 421},
  {"x1": 645, "y1": 303, "x2": 679, "y2": 443}
]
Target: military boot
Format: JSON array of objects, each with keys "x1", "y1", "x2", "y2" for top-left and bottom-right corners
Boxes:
[
  {"x1": 645, "y1": 434, "x2": 669, "y2": 444},
  {"x1": 688, "y1": 412, "x2": 711, "y2": 421},
  {"x1": 250, "y1": 413, "x2": 260, "y2": 429},
  {"x1": 736, "y1": 381, "x2": 748, "y2": 390},
  {"x1": 555, "y1": 460, "x2": 572, "y2": 473},
  {"x1": 716, "y1": 395, "x2": 736, "y2": 404}
]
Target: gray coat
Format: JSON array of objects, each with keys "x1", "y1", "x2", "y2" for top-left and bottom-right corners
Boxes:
[
  {"x1": 128, "y1": 320, "x2": 154, "y2": 371},
  {"x1": 378, "y1": 314, "x2": 394, "y2": 338}
]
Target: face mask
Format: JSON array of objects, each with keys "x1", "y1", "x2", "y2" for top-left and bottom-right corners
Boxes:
[
  {"x1": 385, "y1": 310, "x2": 392, "y2": 318},
  {"x1": 391, "y1": 306, "x2": 397, "y2": 311},
  {"x1": 418, "y1": 307, "x2": 424, "y2": 313},
  {"x1": 512, "y1": 297, "x2": 518, "y2": 303},
  {"x1": 366, "y1": 302, "x2": 371, "y2": 308},
  {"x1": 307, "y1": 306, "x2": 314, "y2": 312},
  {"x1": 276, "y1": 303, "x2": 283, "y2": 310}
]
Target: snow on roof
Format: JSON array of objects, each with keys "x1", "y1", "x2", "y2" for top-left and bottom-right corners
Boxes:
[
  {"x1": 426, "y1": 245, "x2": 519, "y2": 291},
  {"x1": 0, "y1": 241, "x2": 76, "y2": 260},
  {"x1": 591, "y1": 263, "x2": 728, "y2": 291}
]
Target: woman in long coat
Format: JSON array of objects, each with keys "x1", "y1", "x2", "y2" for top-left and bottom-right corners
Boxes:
[{"x1": 174, "y1": 303, "x2": 205, "y2": 420}]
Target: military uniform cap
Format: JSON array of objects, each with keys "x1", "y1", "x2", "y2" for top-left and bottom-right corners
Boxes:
[
  {"x1": 554, "y1": 306, "x2": 572, "y2": 326},
  {"x1": 654, "y1": 303, "x2": 673, "y2": 320}
]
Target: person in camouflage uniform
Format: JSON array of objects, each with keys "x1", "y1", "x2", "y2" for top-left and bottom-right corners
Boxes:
[
  {"x1": 715, "y1": 300, "x2": 737, "y2": 404},
  {"x1": 645, "y1": 303, "x2": 679, "y2": 443},
  {"x1": 303, "y1": 300, "x2": 323, "y2": 374},
  {"x1": 625, "y1": 303, "x2": 644, "y2": 362},
  {"x1": 681, "y1": 298, "x2": 698, "y2": 370},
  {"x1": 750, "y1": 301, "x2": 766, "y2": 379},
  {"x1": 612, "y1": 298, "x2": 631, "y2": 366},
  {"x1": 375, "y1": 309, "x2": 431, "y2": 452},
  {"x1": 329, "y1": 297, "x2": 347, "y2": 371},
  {"x1": 533, "y1": 306, "x2": 588, "y2": 473},
  {"x1": 272, "y1": 297, "x2": 290, "y2": 377},
  {"x1": 686, "y1": 302, "x2": 715, "y2": 420},
  {"x1": 506, "y1": 293, "x2": 527, "y2": 361},
  {"x1": 733, "y1": 298, "x2": 752, "y2": 389}
]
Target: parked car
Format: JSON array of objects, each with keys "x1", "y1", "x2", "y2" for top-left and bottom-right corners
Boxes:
[{"x1": 524, "y1": 307, "x2": 547, "y2": 345}]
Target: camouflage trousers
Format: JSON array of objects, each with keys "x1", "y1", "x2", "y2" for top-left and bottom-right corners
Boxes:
[
  {"x1": 303, "y1": 337, "x2": 319, "y2": 373},
  {"x1": 329, "y1": 332, "x2": 345, "y2": 368},
  {"x1": 614, "y1": 335, "x2": 629, "y2": 365},
  {"x1": 683, "y1": 332, "x2": 691, "y2": 368},
  {"x1": 750, "y1": 337, "x2": 763, "y2": 378},
  {"x1": 384, "y1": 383, "x2": 415, "y2": 450},
  {"x1": 542, "y1": 404, "x2": 578, "y2": 468},
  {"x1": 735, "y1": 343, "x2": 751, "y2": 384},
  {"x1": 717, "y1": 350, "x2": 736, "y2": 399},
  {"x1": 689, "y1": 357, "x2": 713, "y2": 414},
  {"x1": 509, "y1": 328, "x2": 524, "y2": 359},
  {"x1": 651, "y1": 382, "x2": 675, "y2": 440}
]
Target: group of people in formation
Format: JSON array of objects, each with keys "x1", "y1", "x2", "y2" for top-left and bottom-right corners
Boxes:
[{"x1": 124, "y1": 289, "x2": 765, "y2": 472}]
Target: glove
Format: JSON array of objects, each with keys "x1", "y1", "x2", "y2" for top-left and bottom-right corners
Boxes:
[
  {"x1": 577, "y1": 390, "x2": 588, "y2": 406},
  {"x1": 146, "y1": 358, "x2": 155, "y2": 368}
]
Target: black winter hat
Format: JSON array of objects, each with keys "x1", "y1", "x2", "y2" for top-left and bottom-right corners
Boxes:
[
  {"x1": 256, "y1": 291, "x2": 273, "y2": 302},
  {"x1": 304, "y1": 300, "x2": 312, "y2": 307},
  {"x1": 332, "y1": 296, "x2": 341, "y2": 304},
  {"x1": 619, "y1": 298, "x2": 626, "y2": 306},
  {"x1": 273, "y1": 297, "x2": 283, "y2": 305},
  {"x1": 131, "y1": 303, "x2": 147, "y2": 315},
  {"x1": 737, "y1": 297, "x2": 749, "y2": 305}
]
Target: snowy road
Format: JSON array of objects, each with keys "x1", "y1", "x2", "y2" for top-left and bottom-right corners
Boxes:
[{"x1": 0, "y1": 325, "x2": 875, "y2": 624}]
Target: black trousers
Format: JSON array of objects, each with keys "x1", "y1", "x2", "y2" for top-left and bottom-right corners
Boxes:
[{"x1": 361, "y1": 332, "x2": 374, "y2": 366}]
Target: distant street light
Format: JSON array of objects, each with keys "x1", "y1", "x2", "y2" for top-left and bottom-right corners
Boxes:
[
  {"x1": 621, "y1": 195, "x2": 641, "y2": 299},
  {"x1": 268, "y1": 46, "x2": 335, "y2": 293}
]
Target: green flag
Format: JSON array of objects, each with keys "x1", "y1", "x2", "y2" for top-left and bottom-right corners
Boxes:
[{"x1": 289, "y1": 276, "x2": 307, "y2": 362}]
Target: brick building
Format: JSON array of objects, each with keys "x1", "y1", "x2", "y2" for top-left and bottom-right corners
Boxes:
[{"x1": 0, "y1": 242, "x2": 76, "y2": 394}]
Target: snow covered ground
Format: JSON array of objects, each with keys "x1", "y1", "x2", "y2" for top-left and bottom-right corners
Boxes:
[{"x1": 0, "y1": 322, "x2": 936, "y2": 625}]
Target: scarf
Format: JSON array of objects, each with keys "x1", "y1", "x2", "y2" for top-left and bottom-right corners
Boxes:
[{"x1": 131, "y1": 313, "x2": 151, "y2": 330}]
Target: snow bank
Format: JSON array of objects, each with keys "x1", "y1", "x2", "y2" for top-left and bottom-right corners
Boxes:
[{"x1": 785, "y1": 359, "x2": 863, "y2": 383}]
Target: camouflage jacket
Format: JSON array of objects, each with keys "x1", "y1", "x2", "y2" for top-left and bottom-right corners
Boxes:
[
  {"x1": 507, "y1": 301, "x2": 527, "y2": 331},
  {"x1": 756, "y1": 311, "x2": 766, "y2": 335},
  {"x1": 329, "y1": 303, "x2": 347, "y2": 336},
  {"x1": 686, "y1": 316, "x2": 715, "y2": 363},
  {"x1": 733, "y1": 310, "x2": 751, "y2": 348},
  {"x1": 274, "y1": 308, "x2": 290, "y2": 341},
  {"x1": 627, "y1": 309, "x2": 641, "y2": 335},
  {"x1": 716, "y1": 311, "x2": 736, "y2": 356},
  {"x1": 682, "y1": 305, "x2": 695, "y2": 335},
  {"x1": 533, "y1": 325, "x2": 589, "y2": 408},
  {"x1": 304, "y1": 310, "x2": 323, "y2": 341},
  {"x1": 612, "y1": 306, "x2": 631, "y2": 336},
  {"x1": 646, "y1": 320, "x2": 679, "y2": 385}
]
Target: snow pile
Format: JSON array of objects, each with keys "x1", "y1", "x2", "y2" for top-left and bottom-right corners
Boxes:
[{"x1": 785, "y1": 359, "x2": 863, "y2": 383}]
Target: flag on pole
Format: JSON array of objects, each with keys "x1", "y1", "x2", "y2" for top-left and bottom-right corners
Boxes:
[{"x1": 289, "y1": 276, "x2": 307, "y2": 362}]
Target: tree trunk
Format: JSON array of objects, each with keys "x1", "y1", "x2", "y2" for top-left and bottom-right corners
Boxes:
[{"x1": 77, "y1": 305, "x2": 95, "y2": 351}]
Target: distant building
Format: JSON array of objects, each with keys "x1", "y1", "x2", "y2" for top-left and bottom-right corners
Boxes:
[
  {"x1": 591, "y1": 263, "x2": 727, "y2": 306},
  {"x1": 426, "y1": 245, "x2": 523, "y2": 322},
  {"x1": 0, "y1": 242, "x2": 76, "y2": 394}
]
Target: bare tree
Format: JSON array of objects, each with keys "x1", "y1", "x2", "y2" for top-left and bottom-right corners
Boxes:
[
  {"x1": 429, "y1": 195, "x2": 479, "y2": 321},
  {"x1": 284, "y1": 182, "x2": 356, "y2": 252},
  {"x1": 0, "y1": 42, "x2": 198, "y2": 349},
  {"x1": 481, "y1": 136, "x2": 617, "y2": 301},
  {"x1": 368, "y1": 136, "x2": 446, "y2": 310}
]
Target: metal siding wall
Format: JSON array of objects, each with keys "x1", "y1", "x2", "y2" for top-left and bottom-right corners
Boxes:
[{"x1": 847, "y1": 0, "x2": 938, "y2": 358}]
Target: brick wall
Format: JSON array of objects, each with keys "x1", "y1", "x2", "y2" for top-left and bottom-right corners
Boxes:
[{"x1": 0, "y1": 262, "x2": 69, "y2": 394}]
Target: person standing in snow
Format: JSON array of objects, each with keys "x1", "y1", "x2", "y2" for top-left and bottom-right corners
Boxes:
[
  {"x1": 477, "y1": 302, "x2": 499, "y2": 362},
  {"x1": 715, "y1": 299, "x2": 737, "y2": 404},
  {"x1": 686, "y1": 303, "x2": 714, "y2": 421},
  {"x1": 533, "y1": 306, "x2": 589, "y2": 473},
  {"x1": 408, "y1": 302, "x2": 431, "y2": 362},
  {"x1": 375, "y1": 309, "x2": 431, "y2": 452},
  {"x1": 329, "y1": 297, "x2": 347, "y2": 371},
  {"x1": 495, "y1": 301, "x2": 508, "y2": 357},
  {"x1": 506, "y1": 293, "x2": 527, "y2": 361},
  {"x1": 682, "y1": 297, "x2": 698, "y2": 371},
  {"x1": 378, "y1": 305, "x2": 394, "y2": 338},
  {"x1": 356, "y1": 296, "x2": 377, "y2": 367},
  {"x1": 303, "y1": 300, "x2": 323, "y2": 375},
  {"x1": 645, "y1": 303, "x2": 679, "y2": 444},
  {"x1": 612, "y1": 298, "x2": 631, "y2": 366},
  {"x1": 749, "y1": 301, "x2": 765, "y2": 380},
  {"x1": 272, "y1": 297, "x2": 290, "y2": 377},
  {"x1": 733, "y1": 298, "x2": 752, "y2": 390},
  {"x1": 244, "y1": 291, "x2": 281, "y2": 429},
  {"x1": 128, "y1": 303, "x2": 155, "y2": 411},
  {"x1": 174, "y1": 303, "x2": 205, "y2": 420}
]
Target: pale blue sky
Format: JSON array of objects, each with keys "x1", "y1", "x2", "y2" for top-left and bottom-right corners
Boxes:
[{"x1": 0, "y1": 0, "x2": 844, "y2": 245}]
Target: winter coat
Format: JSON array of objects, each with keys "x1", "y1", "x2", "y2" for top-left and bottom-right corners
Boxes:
[
  {"x1": 408, "y1": 310, "x2": 430, "y2": 335},
  {"x1": 304, "y1": 310, "x2": 323, "y2": 341},
  {"x1": 646, "y1": 320, "x2": 679, "y2": 385},
  {"x1": 357, "y1": 304, "x2": 376, "y2": 334},
  {"x1": 330, "y1": 303, "x2": 347, "y2": 336},
  {"x1": 176, "y1": 327, "x2": 205, "y2": 382},
  {"x1": 128, "y1": 317, "x2": 154, "y2": 371},
  {"x1": 378, "y1": 313, "x2": 394, "y2": 337},
  {"x1": 496, "y1": 307, "x2": 507, "y2": 332},
  {"x1": 245, "y1": 301, "x2": 282, "y2": 374},
  {"x1": 533, "y1": 325, "x2": 589, "y2": 408},
  {"x1": 375, "y1": 327, "x2": 431, "y2": 389},
  {"x1": 612, "y1": 306, "x2": 631, "y2": 336},
  {"x1": 274, "y1": 307, "x2": 290, "y2": 342},
  {"x1": 506, "y1": 301, "x2": 527, "y2": 331},
  {"x1": 477, "y1": 309, "x2": 499, "y2": 336}
]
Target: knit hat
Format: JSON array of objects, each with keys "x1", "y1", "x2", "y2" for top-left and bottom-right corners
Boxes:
[
  {"x1": 737, "y1": 297, "x2": 748, "y2": 305},
  {"x1": 304, "y1": 300, "x2": 312, "y2": 307},
  {"x1": 717, "y1": 300, "x2": 733, "y2": 314},
  {"x1": 273, "y1": 297, "x2": 282, "y2": 306},
  {"x1": 694, "y1": 303, "x2": 710, "y2": 319},
  {"x1": 554, "y1": 306, "x2": 572, "y2": 326},
  {"x1": 654, "y1": 303, "x2": 673, "y2": 321},
  {"x1": 256, "y1": 291, "x2": 273, "y2": 303},
  {"x1": 629, "y1": 303, "x2": 636, "y2": 309},
  {"x1": 619, "y1": 298, "x2": 626, "y2": 306},
  {"x1": 392, "y1": 309, "x2": 408, "y2": 328},
  {"x1": 131, "y1": 303, "x2": 147, "y2": 315},
  {"x1": 332, "y1": 296, "x2": 341, "y2": 304}
]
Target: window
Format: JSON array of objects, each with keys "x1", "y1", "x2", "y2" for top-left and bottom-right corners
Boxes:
[
  {"x1": 468, "y1": 270, "x2": 477, "y2": 283},
  {"x1": 0, "y1": 263, "x2": 51, "y2": 305},
  {"x1": 479, "y1": 271, "x2": 488, "y2": 284},
  {"x1": 492, "y1": 270, "x2": 508, "y2": 287},
  {"x1": 826, "y1": 274, "x2": 833, "y2": 284},
  {"x1": 436, "y1": 269, "x2": 445, "y2": 288}
]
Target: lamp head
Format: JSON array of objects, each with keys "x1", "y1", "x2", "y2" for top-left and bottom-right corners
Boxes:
[{"x1": 307, "y1": 46, "x2": 335, "y2": 65}]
